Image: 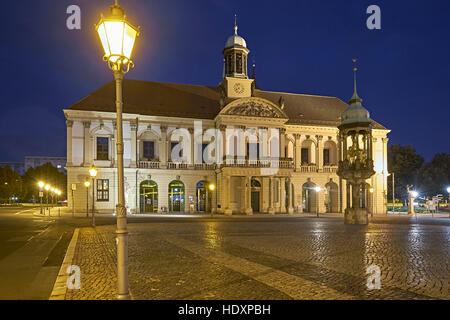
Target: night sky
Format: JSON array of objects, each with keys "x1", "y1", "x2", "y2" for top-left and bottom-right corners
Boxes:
[{"x1": 2, "y1": 0, "x2": 449, "y2": 162}]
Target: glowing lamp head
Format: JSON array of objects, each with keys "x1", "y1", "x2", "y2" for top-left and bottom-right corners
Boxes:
[
  {"x1": 45, "y1": 184, "x2": 50, "y2": 191},
  {"x1": 96, "y1": 1, "x2": 140, "y2": 67},
  {"x1": 369, "y1": 188, "x2": 374, "y2": 193},
  {"x1": 38, "y1": 181, "x2": 44, "y2": 189},
  {"x1": 209, "y1": 184, "x2": 215, "y2": 191},
  {"x1": 89, "y1": 166, "x2": 98, "y2": 178},
  {"x1": 315, "y1": 186, "x2": 321, "y2": 192},
  {"x1": 447, "y1": 186, "x2": 450, "y2": 194},
  {"x1": 84, "y1": 181, "x2": 91, "y2": 188},
  {"x1": 411, "y1": 191, "x2": 418, "y2": 198}
]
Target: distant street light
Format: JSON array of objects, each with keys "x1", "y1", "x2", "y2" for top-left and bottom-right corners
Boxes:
[
  {"x1": 38, "y1": 181, "x2": 45, "y2": 214},
  {"x1": 96, "y1": 0, "x2": 139, "y2": 300},
  {"x1": 89, "y1": 166, "x2": 98, "y2": 227},
  {"x1": 45, "y1": 184, "x2": 51, "y2": 215},
  {"x1": 315, "y1": 186, "x2": 321, "y2": 218},
  {"x1": 84, "y1": 181, "x2": 91, "y2": 218},
  {"x1": 209, "y1": 183, "x2": 216, "y2": 216}
]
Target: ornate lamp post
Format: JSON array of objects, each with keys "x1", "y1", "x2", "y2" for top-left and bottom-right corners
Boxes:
[
  {"x1": 95, "y1": 0, "x2": 139, "y2": 300},
  {"x1": 337, "y1": 61, "x2": 375, "y2": 225},
  {"x1": 89, "y1": 166, "x2": 98, "y2": 227}
]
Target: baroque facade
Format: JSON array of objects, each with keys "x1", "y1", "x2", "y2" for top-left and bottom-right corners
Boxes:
[{"x1": 64, "y1": 24, "x2": 390, "y2": 215}]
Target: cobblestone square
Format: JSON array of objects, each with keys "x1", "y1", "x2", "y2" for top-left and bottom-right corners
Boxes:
[{"x1": 65, "y1": 216, "x2": 449, "y2": 300}]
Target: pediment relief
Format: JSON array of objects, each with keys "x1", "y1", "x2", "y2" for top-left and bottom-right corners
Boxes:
[{"x1": 220, "y1": 97, "x2": 288, "y2": 119}]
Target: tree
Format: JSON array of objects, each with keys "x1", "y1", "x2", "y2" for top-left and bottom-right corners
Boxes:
[
  {"x1": 387, "y1": 144, "x2": 424, "y2": 201},
  {"x1": 0, "y1": 165, "x2": 22, "y2": 202},
  {"x1": 418, "y1": 153, "x2": 450, "y2": 197},
  {"x1": 21, "y1": 163, "x2": 67, "y2": 202}
]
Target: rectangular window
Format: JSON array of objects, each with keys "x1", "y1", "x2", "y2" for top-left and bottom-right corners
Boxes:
[
  {"x1": 247, "y1": 143, "x2": 259, "y2": 159},
  {"x1": 96, "y1": 137, "x2": 109, "y2": 160},
  {"x1": 301, "y1": 148, "x2": 309, "y2": 164},
  {"x1": 323, "y1": 149, "x2": 330, "y2": 165},
  {"x1": 97, "y1": 179, "x2": 109, "y2": 201},
  {"x1": 143, "y1": 141, "x2": 155, "y2": 160}
]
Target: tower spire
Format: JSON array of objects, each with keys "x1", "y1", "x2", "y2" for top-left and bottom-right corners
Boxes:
[
  {"x1": 234, "y1": 14, "x2": 238, "y2": 35},
  {"x1": 349, "y1": 58, "x2": 362, "y2": 104}
]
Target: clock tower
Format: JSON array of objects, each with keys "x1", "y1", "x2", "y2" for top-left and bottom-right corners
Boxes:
[{"x1": 220, "y1": 19, "x2": 254, "y2": 100}]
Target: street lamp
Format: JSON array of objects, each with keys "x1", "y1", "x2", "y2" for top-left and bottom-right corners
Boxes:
[
  {"x1": 209, "y1": 183, "x2": 216, "y2": 216},
  {"x1": 89, "y1": 166, "x2": 98, "y2": 227},
  {"x1": 315, "y1": 186, "x2": 321, "y2": 218},
  {"x1": 95, "y1": 0, "x2": 139, "y2": 300},
  {"x1": 45, "y1": 184, "x2": 50, "y2": 215},
  {"x1": 84, "y1": 181, "x2": 91, "y2": 218},
  {"x1": 38, "y1": 181, "x2": 44, "y2": 214}
]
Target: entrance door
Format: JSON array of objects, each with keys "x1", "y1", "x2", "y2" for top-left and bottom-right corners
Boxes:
[
  {"x1": 251, "y1": 179, "x2": 261, "y2": 213},
  {"x1": 169, "y1": 180, "x2": 185, "y2": 212},
  {"x1": 196, "y1": 181, "x2": 207, "y2": 212},
  {"x1": 251, "y1": 191, "x2": 260, "y2": 212},
  {"x1": 140, "y1": 180, "x2": 158, "y2": 213}
]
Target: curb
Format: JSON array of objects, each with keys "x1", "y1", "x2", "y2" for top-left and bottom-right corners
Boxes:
[{"x1": 49, "y1": 228, "x2": 80, "y2": 300}]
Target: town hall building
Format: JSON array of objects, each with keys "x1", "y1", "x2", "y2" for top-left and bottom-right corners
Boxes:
[{"x1": 64, "y1": 23, "x2": 390, "y2": 215}]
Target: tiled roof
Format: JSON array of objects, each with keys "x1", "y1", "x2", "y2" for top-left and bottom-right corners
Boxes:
[{"x1": 66, "y1": 79, "x2": 387, "y2": 129}]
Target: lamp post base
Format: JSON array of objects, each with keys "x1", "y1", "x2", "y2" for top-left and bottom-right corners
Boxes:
[{"x1": 344, "y1": 208, "x2": 369, "y2": 225}]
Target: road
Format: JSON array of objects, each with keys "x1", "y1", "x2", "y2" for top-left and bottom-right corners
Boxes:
[
  {"x1": 0, "y1": 206, "x2": 115, "y2": 299},
  {"x1": 0, "y1": 206, "x2": 448, "y2": 300}
]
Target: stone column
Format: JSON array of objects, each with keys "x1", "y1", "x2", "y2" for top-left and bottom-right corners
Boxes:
[
  {"x1": 280, "y1": 177, "x2": 286, "y2": 213},
  {"x1": 238, "y1": 126, "x2": 246, "y2": 162},
  {"x1": 294, "y1": 134, "x2": 301, "y2": 170},
  {"x1": 287, "y1": 178, "x2": 294, "y2": 214},
  {"x1": 316, "y1": 135, "x2": 323, "y2": 169},
  {"x1": 268, "y1": 177, "x2": 275, "y2": 214},
  {"x1": 382, "y1": 138, "x2": 389, "y2": 174},
  {"x1": 160, "y1": 126, "x2": 167, "y2": 168},
  {"x1": 219, "y1": 125, "x2": 226, "y2": 163},
  {"x1": 224, "y1": 175, "x2": 232, "y2": 215},
  {"x1": 83, "y1": 121, "x2": 91, "y2": 167},
  {"x1": 245, "y1": 176, "x2": 253, "y2": 215},
  {"x1": 130, "y1": 123, "x2": 137, "y2": 168},
  {"x1": 280, "y1": 128, "x2": 286, "y2": 158},
  {"x1": 66, "y1": 120, "x2": 73, "y2": 166},
  {"x1": 188, "y1": 128, "x2": 195, "y2": 167}
]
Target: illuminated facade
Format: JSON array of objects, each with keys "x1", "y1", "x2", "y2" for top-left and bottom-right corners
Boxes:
[{"x1": 64, "y1": 24, "x2": 390, "y2": 215}]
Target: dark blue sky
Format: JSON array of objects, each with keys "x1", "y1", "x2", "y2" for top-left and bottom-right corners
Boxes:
[{"x1": 1, "y1": 0, "x2": 449, "y2": 162}]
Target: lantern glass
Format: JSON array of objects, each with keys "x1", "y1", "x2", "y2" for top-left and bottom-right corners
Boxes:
[{"x1": 96, "y1": 18, "x2": 138, "y2": 63}]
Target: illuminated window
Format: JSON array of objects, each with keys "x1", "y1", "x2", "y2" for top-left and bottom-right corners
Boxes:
[{"x1": 97, "y1": 179, "x2": 109, "y2": 201}]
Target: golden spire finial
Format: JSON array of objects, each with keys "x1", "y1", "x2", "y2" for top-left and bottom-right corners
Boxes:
[
  {"x1": 350, "y1": 58, "x2": 362, "y2": 103},
  {"x1": 234, "y1": 14, "x2": 238, "y2": 35}
]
